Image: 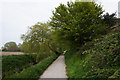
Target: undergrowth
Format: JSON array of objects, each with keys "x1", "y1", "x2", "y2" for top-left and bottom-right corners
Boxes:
[
  {"x1": 3, "y1": 54, "x2": 57, "y2": 80},
  {"x1": 65, "y1": 26, "x2": 120, "y2": 78},
  {"x1": 2, "y1": 55, "x2": 35, "y2": 78}
]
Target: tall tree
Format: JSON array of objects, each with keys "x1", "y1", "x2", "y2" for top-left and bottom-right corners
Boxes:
[
  {"x1": 21, "y1": 22, "x2": 62, "y2": 55},
  {"x1": 50, "y1": 0, "x2": 104, "y2": 46}
]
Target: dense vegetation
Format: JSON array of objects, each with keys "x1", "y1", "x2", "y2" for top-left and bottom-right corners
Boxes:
[
  {"x1": 2, "y1": 0, "x2": 119, "y2": 79},
  {"x1": 4, "y1": 54, "x2": 57, "y2": 80},
  {"x1": 21, "y1": 22, "x2": 63, "y2": 62},
  {"x1": 65, "y1": 26, "x2": 120, "y2": 78},
  {"x1": 50, "y1": 0, "x2": 107, "y2": 47},
  {"x1": 50, "y1": 0, "x2": 119, "y2": 78},
  {"x1": 2, "y1": 55, "x2": 35, "y2": 78},
  {"x1": 2, "y1": 53, "x2": 57, "y2": 79},
  {"x1": 20, "y1": 0, "x2": 117, "y2": 65}
]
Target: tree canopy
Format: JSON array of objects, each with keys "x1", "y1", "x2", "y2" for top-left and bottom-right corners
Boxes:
[
  {"x1": 20, "y1": 0, "x2": 117, "y2": 62},
  {"x1": 50, "y1": 1, "x2": 104, "y2": 46},
  {"x1": 2, "y1": 42, "x2": 20, "y2": 52},
  {"x1": 103, "y1": 12, "x2": 117, "y2": 27},
  {"x1": 21, "y1": 22, "x2": 62, "y2": 56}
]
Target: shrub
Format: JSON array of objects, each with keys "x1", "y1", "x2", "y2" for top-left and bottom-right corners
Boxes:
[
  {"x1": 65, "y1": 27, "x2": 120, "y2": 78},
  {"x1": 2, "y1": 55, "x2": 35, "y2": 78},
  {"x1": 5, "y1": 55, "x2": 57, "y2": 80}
]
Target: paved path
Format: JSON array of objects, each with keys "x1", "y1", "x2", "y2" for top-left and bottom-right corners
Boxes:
[{"x1": 39, "y1": 55, "x2": 67, "y2": 79}]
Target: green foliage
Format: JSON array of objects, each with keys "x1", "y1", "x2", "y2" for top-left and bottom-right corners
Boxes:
[
  {"x1": 89, "y1": 31, "x2": 120, "y2": 69},
  {"x1": 35, "y1": 51, "x2": 53, "y2": 62},
  {"x1": 2, "y1": 55, "x2": 35, "y2": 78},
  {"x1": 21, "y1": 22, "x2": 50, "y2": 53},
  {"x1": 65, "y1": 27, "x2": 120, "y2": 78},
  {"x1": 86, "y1": 69, "x2": 116, "y2": 78},
  {"x1": 50, "y1": 1, "x2": 104, "y2": 46},
  {"x1": 21, "y1": 22, "x2": 62, "y2": 61},
  {"x1": 65, "y1": 49, "x2": 92, "y2": 78},
  {"x1": 2, "y1": 42, "x2": 20, "y2": 52},
  {"x1": 109, "y1": 69, "x2": 120, "y2": 78},
  {"x1": 103, "y1": 12, "x2": 117, "y2": 27},
  {"x1": 6, "y1": 55, "x2": 57, "y2": 80}
]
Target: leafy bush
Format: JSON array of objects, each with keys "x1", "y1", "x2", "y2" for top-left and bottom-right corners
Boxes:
[
  {"x1": 35, "y1": 51, "x2": 53, "y2": 63},
  {"x1": 2, "y1": 55, "x2": 35, "y2": 78},
  {"x1": 65, "y1": 27, "x2": 120, "y2": 78},
  {"x1": 86, "y1": 69, "x2": 116, "y2": 78},
  {"x1": 5, "y1": 55, "x2": 57, "y2": 80},
  {"x1": 89, "y1": 31, "x2": 120, "y2": 68},
  {"x1": 109, "y1": 69, "x2": 120, "y2": 78}
]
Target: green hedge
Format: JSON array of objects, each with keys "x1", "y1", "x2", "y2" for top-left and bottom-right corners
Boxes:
[
  {"x1": 4, "y1": 55, "x2": 57, "y2": 80},
  {"x1": 2, "y1": 55, "x2": 35, "y2": 78}
]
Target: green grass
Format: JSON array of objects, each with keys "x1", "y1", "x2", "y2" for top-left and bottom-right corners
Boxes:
[
  {"x1": 65, "y1": 49, "x2": 92, "y2": 78},
  {"x1": 4, "y1": 54, "x2": 57, "y2": 80},
  {"x1": 2, "y1": 54, "x2": 35, "y2": 78},
  {"x1": 65, "y1": 27, "x2": 120, "y2": 78}
]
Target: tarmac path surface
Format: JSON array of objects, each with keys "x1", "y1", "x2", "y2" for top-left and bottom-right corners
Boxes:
[{"x1": 39, "y1": 55, "x2": 68, "y2": 79}]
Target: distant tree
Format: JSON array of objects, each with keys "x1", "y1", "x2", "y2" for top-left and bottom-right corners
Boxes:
[
  {"x1": 2, "y1": 42, "x2": 19, "y2": 52},
  {"x1": 50, "y1": 0, "x2": 104, "y2": 46},
  {"x1": 18, "y1": 43, "x2": 22, "y2": 48},
  {"x1": 103, "y1": 12, "x2": 117, "y2": 27},
  {"x1": 17, "y1": 43, "x2": 22, "y2": 52},
  {"x1": 1, "y1": 47, "x2": 7, "y2": 51}
]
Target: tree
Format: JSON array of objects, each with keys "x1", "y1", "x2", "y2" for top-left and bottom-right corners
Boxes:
[
  {"x1": 50, "y1": 0, "x2": 104, "y2": 46},
  {"x1": 21, "y1": 22, "x2": 62, "y2": 56},
  {"x1": 2, "y1": 42, "x2": 19, "y2": 52},
  {"x1": 103, "y1": 12, "x2": 117, "y2": 27},
  {"x1": 17, "y1": 43, "x2": 22, "y2": 51}
]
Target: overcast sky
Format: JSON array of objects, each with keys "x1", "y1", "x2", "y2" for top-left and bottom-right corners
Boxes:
[{"x1": 0, "y1": 0, "x2": 120, "y2": 48}]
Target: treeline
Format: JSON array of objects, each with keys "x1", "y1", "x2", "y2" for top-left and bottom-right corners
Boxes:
[{"x1": 1, "y1": 42, "x2": 22, "y2": 52}]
